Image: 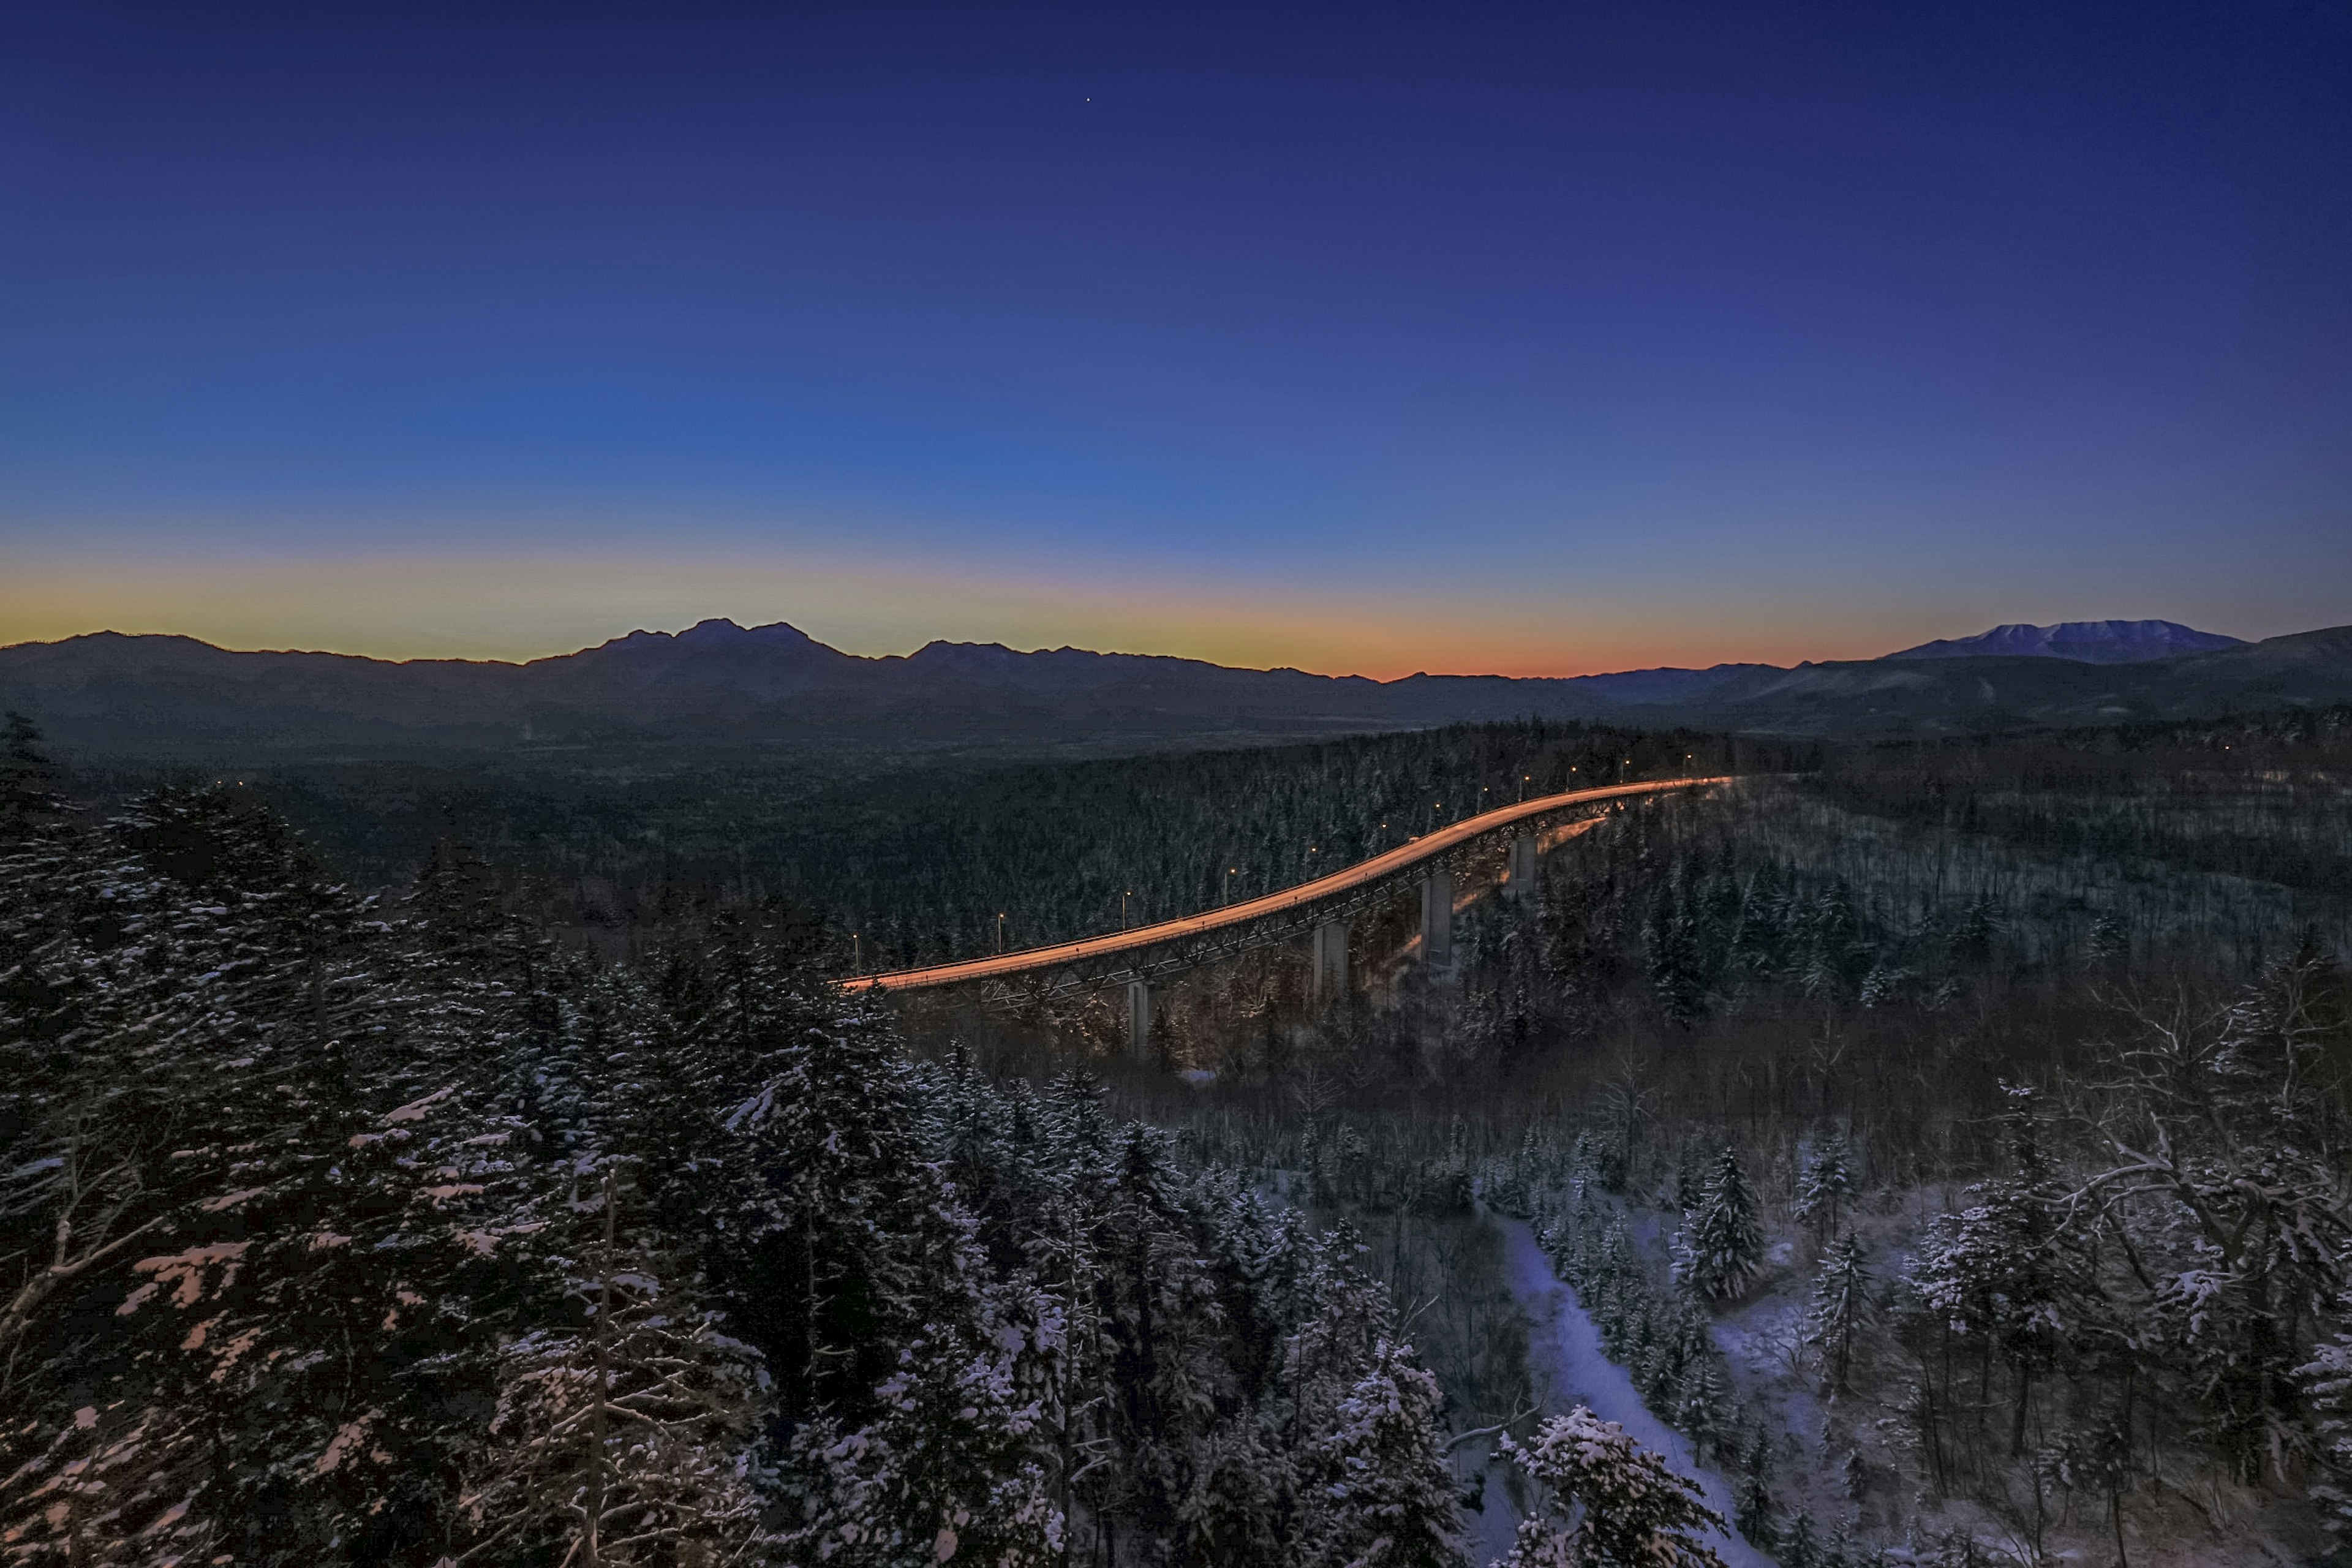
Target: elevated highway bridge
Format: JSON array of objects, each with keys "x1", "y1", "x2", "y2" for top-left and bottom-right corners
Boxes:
[{"x1": 843, "y1": 775, "x2": 1730, "y2": 1046}]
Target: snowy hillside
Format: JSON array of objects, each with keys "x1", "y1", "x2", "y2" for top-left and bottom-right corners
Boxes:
[{"x1": 1882, "y1": 619, "x2": 2244, "y2": 663}]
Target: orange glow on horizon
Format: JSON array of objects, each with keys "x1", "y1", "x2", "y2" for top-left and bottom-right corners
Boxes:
[{"x1": 0, "y1": 549, "x2": 1961, "y2": 680}]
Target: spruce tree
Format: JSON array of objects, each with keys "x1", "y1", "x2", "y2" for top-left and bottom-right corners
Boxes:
[
  {"x1": 1184, "y1": 1426, "x2": 1287, "y2": 1567},
  {"x1": 1792, "y1": 1127, "x2": 1855, "y2": 1246},
  {"x1": 1804, "y1": 1232, "x2": 1874, "y2": 1393},
  {"x1": 1299, "y1": 1340, "x2": 1465, "y2": 1568},
  {"x1": 711, "y1": 1014, "x2": 1058, "y2": 1566},
  {"x1": 1732, "y1": 1428, "x2": 1775, "y2": 1549},
  {"x1": 1498, "y1": 1407, "x2": 1726, "y2": 1568},
  {"x1": 1674, "y1": 1356, "x2": 1731, "y2": 1462},
  {"x1": 1647, "y1": 879, "x2": 1709, "y2": 1027},
  {"x1": 1673, "y1": 1147, "x2": 1765, "y2": 1302},
  {"x1": 0, "y1": 712, "x2": 63, "y2": 837},
  {"x1": 454, "y1": 1164, "x2": 770, "y2": 1565},
  {"x1": 2302, "y1": 1329, "x2": 2352, "y2": 1545},
  {"x1": 1778, "y1": 1509, "x2": 1823, "y2": 1568}
]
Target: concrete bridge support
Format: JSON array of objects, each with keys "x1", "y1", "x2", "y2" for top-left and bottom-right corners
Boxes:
[
  {"x1": 1311, "y1": 918, "x2": 1349, "y2": 1001},
  {"x1": 1126, "y1": 979, "x2": 1153, "y2": 1060},
  {"x1": 1505, "y1": 834, "x2": 1539, "y2": 898},
  {"x1": 1419, "y1": 872, "x2": 1454, "y2": 966}
]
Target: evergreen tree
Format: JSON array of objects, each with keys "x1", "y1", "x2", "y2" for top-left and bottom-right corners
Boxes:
[
  {"x1": 1646, "y1": 878, "x2": 1709, "y2": 1027},
  {"x1": 1498, "y1": 1408, "x2": 1727, "y2": 1568},
  {"x1": 0, "y1": 712, "x2": 63, "y2": 837},
  {"x1": 1182, "y1": 1426, "x2": 1287, "y2": 1567},
  {"x1": 1668, "y1": 1144, "x2": 1705, "y2": 1215},
  {"x1": 1732, "y1": 1428, "x2": 1774, "y2": 1550},
  {"x1": 453, "y1": 1165, "x2": 770, "y2": 1565},
  {"x1": 2301, "y1": 1324, "x2": 2352, "y2": 1545},
  {"x1": 1792, "y1": 1128, "x2": 1855, "y2": 1246},
  {"x1": 1298, "y1": 1340, "x2": 1464, "y2": 1568},
  {"x1": 1673, "y1": 1148, "x2": 1765, "y2": 1303},
  {"x1": 1804, "y1": 1232, "x2": 1874, "y2": 1393},
  {"x1": 1777, "y1": 1509, "x2": 1824, "y2": 1568},
  {"x1": 708, "y1": 1015, "x2": 1058, "y2": 1566},
  {"x1": 1904, "y1": 1086, "x2": 2079, "y2": 1463}
]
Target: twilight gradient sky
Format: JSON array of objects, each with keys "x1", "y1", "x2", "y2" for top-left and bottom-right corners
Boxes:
[{"x1": 4, "y1": 2, "x2": 2350, "y2": 676}]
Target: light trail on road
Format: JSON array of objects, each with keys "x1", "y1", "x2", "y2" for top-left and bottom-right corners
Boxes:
[{"x1": 843, "y1": 775, "x2": 1729, "y2": 993}]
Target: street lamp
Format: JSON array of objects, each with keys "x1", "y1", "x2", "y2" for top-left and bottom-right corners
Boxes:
[
  {"x1": 1121, "y1": 890, "x2": 1132, "y2": 930},
  {"x1": 997, "y1": 913, "x2": 1006, "y2": 954},
  {"x1": 851, "y1": 932, "x2": 861, "y2": 974}
]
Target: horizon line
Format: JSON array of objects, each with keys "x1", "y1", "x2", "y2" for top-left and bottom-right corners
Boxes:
[{"x1": 3, "y1": 614, "x2": 2284, "y2": 687}]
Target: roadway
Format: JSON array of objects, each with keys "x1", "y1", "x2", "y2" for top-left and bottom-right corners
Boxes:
[{"x1": 842, "y1": 775, "x2": 1728, "y2": 994}]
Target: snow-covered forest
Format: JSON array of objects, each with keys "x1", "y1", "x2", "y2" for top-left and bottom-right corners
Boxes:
[
  {"x1": 0, "y1": 718, "x2": 1725, "y2": 1566},
  {"x1": 932, "y1": 710, "x2": 2352, "y2": 1564},
  {"x1": 205, "y1": 720, "x2": 1806, "y2": 970},
  {"x1": 9, "y1": 705, "x2": 2352, "y2": 1565}
]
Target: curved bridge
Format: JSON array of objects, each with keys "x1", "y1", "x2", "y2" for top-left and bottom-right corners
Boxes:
[{"x1": 844, "y1": 776, "x2": 1727, "y2": 1006}]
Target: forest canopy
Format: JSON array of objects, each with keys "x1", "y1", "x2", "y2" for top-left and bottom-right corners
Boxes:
[{"x1": 8, "y1": 706, "x2": 2352, "y2": 1566}]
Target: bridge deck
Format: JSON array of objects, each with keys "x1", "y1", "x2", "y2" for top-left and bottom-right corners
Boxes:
[{"x1": 843, "y1": 775, "x2": 1727, "y2": 993}]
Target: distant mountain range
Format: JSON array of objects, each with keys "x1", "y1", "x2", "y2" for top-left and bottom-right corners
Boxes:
[
  {"x1": 2, "y1": 617, "x2": 2346, "y2": 760},
  {"x1": 1885, "y1": 619, "x2": 2245, "y2": 663}
]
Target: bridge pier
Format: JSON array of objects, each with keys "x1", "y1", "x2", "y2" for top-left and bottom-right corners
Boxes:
[
  {"x1": 1311, "y1": 918, "x2": 1349, "y2": 1001},
  {"x1": 1419, "y1": 872, "x2": 1454, "y2": 966},
  {"x1": 1125, "y1": 979, "x2": 1153, "y2": 1060},
  {"x1": 1505, "y1": 833, "x2": 1539, "y2": 898}
]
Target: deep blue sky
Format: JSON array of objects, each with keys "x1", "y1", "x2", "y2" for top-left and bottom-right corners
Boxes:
[{"x1": 4, "y1": 1, "x2": 2348, "y2": 673}]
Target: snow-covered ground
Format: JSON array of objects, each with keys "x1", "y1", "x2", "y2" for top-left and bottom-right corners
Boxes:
[
  {"x1": 1517, "y1": 1186, "x2": 2337, "y2": 1568},
  {"x1": 1485, "y1": 1210, "x2": 1777, "y2": 1568}
]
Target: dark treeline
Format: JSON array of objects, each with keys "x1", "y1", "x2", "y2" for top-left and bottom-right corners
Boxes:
[
  {"x1": 1019, "y1": 726, "x2": 2351, "y2": 1150},
  {"x1": 165, "y1": 722, "x2": 1806, "y2": 971},
  {"x1": 762, "y1": 723, "x2": 1781, "y2": 969},
  {"x1": 198, "y1": 709, "x2": 2350, "y2": 987},
  {"x1": 1811, "y1": 706, "x2": 2352, "y2": 900}
]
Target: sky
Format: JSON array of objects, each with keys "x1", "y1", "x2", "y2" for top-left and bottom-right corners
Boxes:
[{"x1": 4, "y1": 1, "x2": 2349, "y2": 677}]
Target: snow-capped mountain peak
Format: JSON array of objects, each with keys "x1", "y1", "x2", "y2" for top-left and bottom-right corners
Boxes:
[{"x1": 1882, "y1": 620, "x2": 2245, "y2": 665}]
